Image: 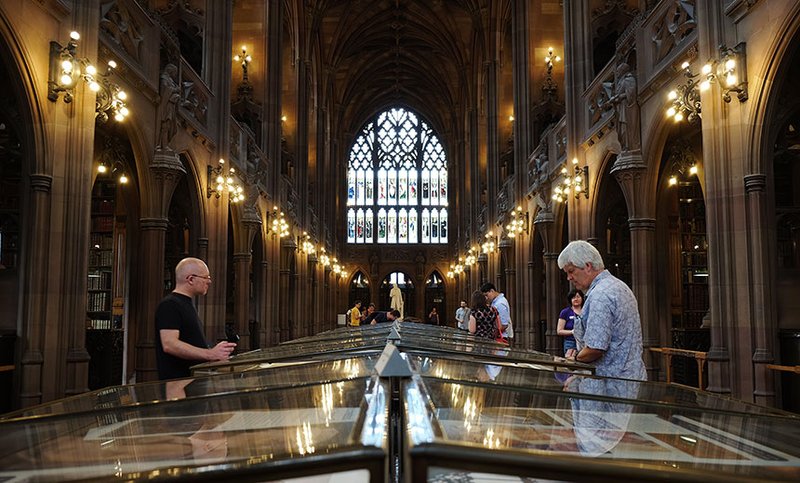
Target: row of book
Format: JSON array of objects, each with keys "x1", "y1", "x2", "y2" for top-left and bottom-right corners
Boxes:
[
  {"x1": 87, "y1": 271, "x2": 112, "y2": 290},
  {"x1": 89, "y1": 250, "x2": 113, "y2": 267},
  {"x1": 87, "y1": 318, "x2": 113, "y2": 330},
  {"x1": 87, "y1": 291, "x2": 109, "y2": 312}
]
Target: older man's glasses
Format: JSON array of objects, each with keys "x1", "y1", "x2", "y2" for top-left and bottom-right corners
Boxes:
[{"x1": 189, "y1": 274, "x2": 212, "y2": 281}]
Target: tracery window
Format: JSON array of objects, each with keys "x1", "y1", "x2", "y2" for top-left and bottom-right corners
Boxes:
[{"x1": 347, "y1": 107, "x2": 448, "y2": 244}]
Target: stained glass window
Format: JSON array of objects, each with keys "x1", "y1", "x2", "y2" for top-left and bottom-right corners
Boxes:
[{"x1": 346, "y1": 108, "x2": 448, "y2": 244}]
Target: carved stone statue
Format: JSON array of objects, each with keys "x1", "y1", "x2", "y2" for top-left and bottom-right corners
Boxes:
[
  {"x1": 390, "y1": 283, "x2": 404, "y2": 319},
  {"x1": 606, "y1": 62, "x2": 640, "y2": 153},
  {"x1": 157, "y1": 63, "x2": 181, "y2": 150}
]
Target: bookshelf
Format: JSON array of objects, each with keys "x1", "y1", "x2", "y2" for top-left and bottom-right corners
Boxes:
[
  {"x1": 678, "y1": 181, "x2": 708, "y2": 329},
  {"x1": 87, "y1": 181, "x2": 115, "y2": 330}
]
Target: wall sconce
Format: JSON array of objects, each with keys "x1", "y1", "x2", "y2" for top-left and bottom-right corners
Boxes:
[
  {"x1": 48, "y1": 31, "x2": 130, "y2": 123},
  {"x1": 552, "y1": 158, "x2": 588, "y2": 202},
  {"x1": 542, "y1": 46, "x2": 562, "y2": 99},
  {"x1": 665, "y1": 43, "x2": 747, "y2": 123},
  {"x1": 319, "y1": 247, "x2": 331, "y2": 267},
  {"x1": 269, "y1": 205, "x2": 289, "y2": 238},
  {"x1": 207, "y1": 158, "x2": 245, "y2": 202},
  {"x1": 332, "y1": 259, "x2": 347, "y2": 278},
  {"x1": 298, "y1": 232, "x2": 316, "y2": 254},
  {"x1": 447, "y1": 258, "x2": 465, "y2": 278},
  {"x1": 505, "y1": 206, "x2": 528, "y2": 237},
  {"x1": 481, "y1": 231, "x2": 497, "y2": 254},
  {"x1": 233, "y1": 45, "x2": 252, "y2": 83},
  {"x1": 465, "y1": 246, "x2": 478, "y2": 266}
]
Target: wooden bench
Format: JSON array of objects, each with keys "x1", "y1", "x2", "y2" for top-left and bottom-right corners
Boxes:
[{"x1": 649, "y1": 347, "x2": 708, "y2": 390}]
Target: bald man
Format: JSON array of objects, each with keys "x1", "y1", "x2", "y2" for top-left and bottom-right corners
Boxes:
[{"x1": 155, "y1": 257, "x2": 236, "y2": 380}]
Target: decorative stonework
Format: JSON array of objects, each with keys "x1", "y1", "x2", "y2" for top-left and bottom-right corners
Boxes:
[
  {"x1": 100, "y1": 0, "x2": 144, "y2": 63},
  {"x1": 181, "y1": 80, "x2": 208, "y2": 126},
  {"x1": 651, "y1": 0, "x2": 697, "y2": 64}
]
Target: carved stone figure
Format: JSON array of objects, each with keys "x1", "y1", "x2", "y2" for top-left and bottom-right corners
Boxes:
[
  {"x1": 606, "y1": 62, "x2": 640, "y2": 152},
  {"x1": 390, "y1": 283, "x2": 404, "y2": 319},
  {"x1": 157, "y1": 64, "x2": 181, "y2": 150}
]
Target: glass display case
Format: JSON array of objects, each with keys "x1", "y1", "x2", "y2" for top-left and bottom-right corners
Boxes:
[{"x1": 1, "y1": 322, "x2": 798, "y2": 482}]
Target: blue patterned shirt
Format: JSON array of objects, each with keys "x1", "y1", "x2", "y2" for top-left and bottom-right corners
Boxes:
[{"x1": 574, "y1": 270, "x2": 646, "y2": 380}]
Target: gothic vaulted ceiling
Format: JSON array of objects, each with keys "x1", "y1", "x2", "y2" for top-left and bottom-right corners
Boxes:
[{"x1": 306, "y1": 0, "x2": 508, "y2": 137}]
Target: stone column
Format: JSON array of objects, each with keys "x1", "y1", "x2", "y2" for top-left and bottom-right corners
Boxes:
[
  {"x1": 611, "y1": 152, "x2": 659, "y2": 380},
  {"x1": 534, "y1": 207, "x2": 562, "y2": 356},
  {"x1": 233, "y1": 205, "x2": 262, "y2": 349},
  {"x1": 544, "y1": 252, "x2": 562, "y2": 356},
  {"x1": 19, "y1": 174, "x2": 52, "y2": 407},
  {"x1": 744, "y1": 174, "x2": 776, "y2": 406},
  {"x1": 134, "y1": 151, "x2": 185, "y2": 382}
]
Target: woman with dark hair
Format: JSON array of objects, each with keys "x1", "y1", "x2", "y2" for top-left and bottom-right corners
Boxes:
[
  {"x1": 468, "y1": 290, "x2": 498, "y2": 340},
  {"x1": 557, "y1": 289, "x2": 584, "y2": 356}
]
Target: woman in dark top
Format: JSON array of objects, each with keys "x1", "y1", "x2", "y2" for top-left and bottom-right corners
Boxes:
[
  {"x1": 557, "y1": 289, "x2": 584, "y2": 356},
  {"x1": 468, "y1": 290, "x2": 498, "y2": 340}
]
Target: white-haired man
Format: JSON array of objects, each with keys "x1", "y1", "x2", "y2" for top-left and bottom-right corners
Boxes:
[
  {"x1": 557, "y1": 240, "x2": 646, "y2": 381},
  {"x1": 155, "y1": 257, "x2": 236, "y2": 380}
]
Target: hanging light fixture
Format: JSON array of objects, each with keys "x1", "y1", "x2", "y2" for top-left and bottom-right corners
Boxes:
[
  {"x1": 665, "y1": 43, "x2": 748, "y2": 123},
  {"x1": 269, "y1": 205, "x2": 290, "y2": 238},
  {"x1": 552, "y1": 158, "x2": 589, "y2": 202},
  {"x1": 505, "y1": 206, "x2": 528, "y2": 237},
  {"x1": 207, "y1": 158, "x2": 245, "y2": 202},
  {"x1": 47, "y1": 31, "x2": 130, "y2": 123}
]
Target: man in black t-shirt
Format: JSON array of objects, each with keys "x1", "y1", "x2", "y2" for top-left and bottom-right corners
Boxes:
[
  {"x1": 365, "y1": 309, "x2": 400, "y2": 325},
  {"x1": 155, "y1": 257, "x2": 236, "y2": 380}
]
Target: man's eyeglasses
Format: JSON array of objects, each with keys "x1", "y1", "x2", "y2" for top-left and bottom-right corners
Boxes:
[{"x1": 189, "y1": 274, "x2": 212, "y2": 281}]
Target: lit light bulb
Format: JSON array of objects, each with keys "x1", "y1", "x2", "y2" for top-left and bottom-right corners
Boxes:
[
  {"x1": 726, "y1": 74, "x2": 737, "y2": 87},
  {"x1": 701, "y1": 63, "x2": 712, "y2": 75},
  {"x1": 61, "y1": 60, "x2": 73, "y2": 72},
  {"x1": 689, "y1": 165, "x2": 698, "y2": 175},
  {"x1": 108, "y1": 60, "x2": 117, "y2": 69},
  {"x1": 119, "y1": 174, "x2": 128, "y2": 184},
  {"x1": 119, "y1": 107, "x2": 129, "y2": 117},
  {"x1": 114, "y1": 112, "x2": 124, "y2": 121},
  {"x1": 668, "y1": 176, "x2": 677, "y2": 186},
  {"x1": 85, "y1": 65, "x2": 97, "y2": 76},
  {"x1": 89, "y1": 81, "x2": 100, "y2": 92},
  {"x1": 674, "y1": 112, "x2": 684, "y2": 122},
  {"x1": 60, "y1": 74, "x2": 73, "y2": 86},
  {"x1": 681, "y1": 61, "x2": 690, "y2": 69},
  {"x1": 699, "y1": 80, "x2": 710, "y2": 91},
  {"x1": 668, "y1": 90, "x2": 678, "y2": 100},
  {"x1": 666, "y1": 107, "x2": 677, "y2": 118},
  {"x1": 117, "y1": 91, "x2": 127, "y2": 100},
  {"x1": 69, "y1": 31, "x2": 80, "y2": 41},
  {"x1": 725, "y1": 58, "x2": 736, "y2": 71},
  {"x1": 97, "y1": 164, "x2": 107, "y2": 173}
]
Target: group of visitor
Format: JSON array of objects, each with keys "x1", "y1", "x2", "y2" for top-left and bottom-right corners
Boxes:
[
  {"x1": 152, "y1": 240, "x2": 644, "y2": 383},
  {"x1": 454, "y1": 283, "x2": 514, "y2": 345}
]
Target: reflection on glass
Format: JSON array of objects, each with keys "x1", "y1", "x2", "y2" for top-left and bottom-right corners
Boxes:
[
  {"x1": 406, "y1": 379, "x2": 435, "y2": 445},
  {"x1": 565, "y1": 376, "x2": 638, "y2": 456}
]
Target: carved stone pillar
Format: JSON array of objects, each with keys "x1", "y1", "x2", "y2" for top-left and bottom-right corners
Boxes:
[
  {"x1": 19, "y1": 174, "x2": 52, "y2": 407},
  {"x1": 134, "y1": 152, "x2": 186, "y2": 382},
  {"x1": 499, "y1": 239, "x2": 517, "y2": 344},
  {"x1": 259, "y1": 259, "x2": 269, "y2": 347},
  {"x1": 233, "y1": 205, "x2": 262, "y2": 349},
  {"x1": 278, "y1": 237, "x2": 296, "y2": 342},
  {"x1": 744, "y1": 174, "x2": 776, "y2": 406},
  {"x1": 534, "y1": 207, "x2": 561, "y2": 356},
  {"x1": 544, "y1": 252, "x2": 562, "y2": 356},
  {"x1": 611, "y1": 152, "x2": 659, "y2": 380},
  {"x1": 134, "y1": 217, "x2": 169, "y2": 383}
]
